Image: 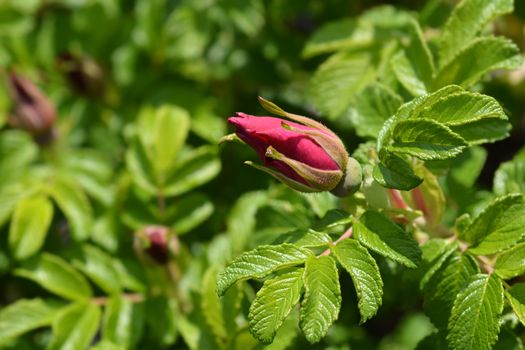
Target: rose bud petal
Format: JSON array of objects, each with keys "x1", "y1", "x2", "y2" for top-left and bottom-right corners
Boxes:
[
  {"x1": 134, "y1": 225, "x2": 179, "y2": 265},
  {"x1": 224, "y1": 98, "x2": 362, "y2": 196},
  {"x1": 7, "y1": 72, "x2": 56, "y2": 144}
]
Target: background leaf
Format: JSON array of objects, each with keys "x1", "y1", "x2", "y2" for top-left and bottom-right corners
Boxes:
[
  {"x1": 8, "y1": 195, "x2": 53, "y2": 260},
  {"x1": 15, "y1": 253, "x2": 92, "y2": 301}
]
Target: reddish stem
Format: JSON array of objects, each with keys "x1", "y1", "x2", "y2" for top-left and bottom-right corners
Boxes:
[
  {"x1": 320, "y1": 227, "x2": 353, "y2": 257},
  {"x1": 387, "y1": 189, "x2": 408, "y2": 209}
]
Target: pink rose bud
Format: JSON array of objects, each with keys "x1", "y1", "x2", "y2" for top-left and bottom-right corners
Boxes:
[
  {"x1": 134, "y1": 225, "x2": 179, "y2": 265},
  {"x1": 223, "y1": 97, "x2": 362, "y2": 196},
  {"x1": 7, "y1": 72, "x2": 56, "y2": 144}
]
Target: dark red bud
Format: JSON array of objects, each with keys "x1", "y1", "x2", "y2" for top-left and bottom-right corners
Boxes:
[
  {"x1": 135, "y1": 225, "x2": 179, "y2": 265},
  {"x1": 56, "y1": 52, "x2": 105, "y2": 97},
  {"x1": 7, "y1": 72, "x2": 56, "y2": 143}
]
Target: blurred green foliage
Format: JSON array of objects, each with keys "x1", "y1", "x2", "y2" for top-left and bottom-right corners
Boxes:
[{"x1": 0, "y1": 0, "x2": 524, "y2": 349}]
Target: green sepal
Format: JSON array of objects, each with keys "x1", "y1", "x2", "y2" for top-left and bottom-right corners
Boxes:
[
  {"x1": 218, "y1": 133, "x2": 243, "y2": 145},
  {"x1": 265, "y1": 146, "x2": 343, "y2": 191},
  {"x1": 244, "y1": 161, "x2": 321, "y2": 193}
]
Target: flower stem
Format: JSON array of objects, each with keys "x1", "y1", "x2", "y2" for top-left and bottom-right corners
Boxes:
[{"x1": 319, "y1": 227, "x2": 353, "y2": 257}]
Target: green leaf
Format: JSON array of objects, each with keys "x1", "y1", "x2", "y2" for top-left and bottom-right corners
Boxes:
[
  {"x1": 420, "y1": 240, "x2": 459, "y2": 290},
  {"x1": 494, "y1": 159, "x2": 525, "y2": 195},
  {"x1": 387, "y1": 119, "x2": 467, "y2": 160},
  {"x1": 300, "y1": 255, "x2": 341, "y2": 343},
  {"x1": 415, "y1": 91, "x2": 509, "y2": 145},
  {"x1": 144, "y1": 296, "x2": 179, "y2": 346},
  {"x1": 423, "y1": 253, "x2": 479, "y2": 330},
  {"x1": 506, "y1": 283, "x2": 525, "y2": 327},
  {"x1": 353, "y1": 210, "x2": 421, "y2": 268},
  {"x1": 72, "y1": 244, "x2": 122, "y2": 294},
  {"x1": 308, "y1": 51, "x2": 377, "y2": 120},
  {"x1": 46, "y1": 177, "x2": 93, "y2": 241},
  {"x1": 494, "y1": 242, "x2": 525, "y2": 280},
  {"x1": 373, "y1": 152, "x2": 423, "y2": 191},
  {"x1": 147, "y1": 105, "x2": 190, "y2": 178},
  {"x1": 333, "y1": 239, "x2": 383, "y2": 322},
  {"x1": 438, "y1": 0, "x2": 514, "y2": 66},
  {"x1": 391, "y1": 19, "x2": 435, "y2": 96},
  {"x1": 90, "y1": 340, "x2": 125, "y2": 350},
  {"x1": 347, "y1": 83, "x2": 403, "y2": 138},
  {"x1": 202, "y1": 266, "x2": 239, "y2": 343},
  {"x1": 125, "y1": 138, "x2": 157, "y2": 195},
  {"x1": 248, "y1": 268, "x2": 303, "y2": 343},
  {"x1": 411, "y1": 164, "x2": 446, "y2": 226},
  {"x1": 0, "y1": 298, "x2": 63, "y2": 343},
  {"x1": 227, "y1": 191, "x2": 268, "y2": 254},
  {"x1": 15, "y1": 253, "x2": 92, "y2": 301},
  {"x1": 301, "y1": 6, "x2": 412, "y2": 58},
  {"x1": 8, "y1": 195, "x2": 53, "y2": 260},
  {"x1": 447, "y1": 274, "x2": 504, "y2": 350},
  {"x1": 434, "y1": 36, "x2": 521, "y2": 88},
  {"x1": 216, "y1": 243, "x2": 313, "y2": 296},
  {"x1": 163, "y1": 145, "x2": 221, "y2": 196},
  {"x1": 273, "y1": 229, "x2": 332, "y2": 249},
  {"x1": 396, "y1": 85, "x2": 464, "y2": 120},
  {"x1": 48, "y1": 302, "x2": 101, "y2": 350},
  {"x1": 102, "y1": 295, "x2": 144, "y2": 349},
  {"x1": 462, "y1": 194, "x2": 525, "y2": 255},
  {"x1": 171, "y1": 193, "x2": 214, "y2": 235}
]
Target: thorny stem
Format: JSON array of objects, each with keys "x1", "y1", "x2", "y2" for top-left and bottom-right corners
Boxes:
[
  {"x1": 320, "y1": 227, "x2": 353, "y2": 257},
  {"x1": 91, "y1": 293, "x2": 144, "y2": 305}
]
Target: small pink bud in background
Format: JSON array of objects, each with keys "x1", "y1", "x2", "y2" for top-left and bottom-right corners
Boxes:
[
  {"x1": 7, "y1": 72, "x2": 56, "y2": 144},
  {"x1": 223, "y1": 98, "x2": 362, "y2": 196},
  {"x1": 134, "y1": 225, "x2": 179, "y2": 265}
]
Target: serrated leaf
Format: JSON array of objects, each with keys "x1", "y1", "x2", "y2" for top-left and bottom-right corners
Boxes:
[
  {"x1": 8, "y1": 195, "x2": 53, "y2": 260},
  {"x1": 102, "y1": 295, "x2": 144, "y2": 349},
  {"x1": 387, "y1": 119, "x2": 467, "y2": 160},
  {"x1": 494, "y1": 159, "x2": 525, "y2": 195},
  {"x1": 415, "y1": 91, "x2": 509, "y2": 145},
  {"x1": 348, "y1": 83, "x2": 403, "y2": 138},
  {"x1": 248, "y1": 268, "x2": 303, "y2": 343},
  {"x1": 48, "y1": 302, "x2": 101, "y2": 350},
  {"x1": 435, "y1": 36, "x2": 521, "y2": 88},
  {"x1": 353, "y1": 210, "x2": 421, "y2": 268},
  {"x1": 0, "y1": 298, "x2": 63, "y2": 343},
  {"x1": 396, "y1": 85, "x2": 464, "y2": 120},
  {"x1": 447, "y1": 274, "x2": 504, "y2": 350},
  {"x1": 216, "y1": 244, "x2": 312, "y2": 296},
  {"x1": 391, "y1": 50, "x2": 428, "y2": 96},
  {"x1": 300, "y1": 255, "x2": 341, "y2": 343},
  {"x1": 273, "y1": 229, "x2": 332, "y2": 249},
  {"x1": 462, "y1": 194, "x2": 525, "y2": 255},
  {"x1": 163, "y1": 145, "x2": 221, "y2": 197},
  {"x1": 438, "y1": 0, "x2": 514, "y2": 66},
  {"x1": 309, "y1": 51, "x2": 376, "y2": 120},
  {"x1": 506, "y1": 283, "x2": 525, "y2": 327},
  {"x1": 15, "y1": 253, "x2": 92, "y2": 301},
  {"x1": 46, "y1": 177, "x2": 93, "y2": 241},
  {"x1": 373, "y1": 152, "x2": 423, "y2": 191},
  {"x1": 423, "y1": 253, "x2": 479, "y2": 330},
  {"x1": 72, "y1": 244, "x2": 122, "y2": 294},
  {"x1": 494, "y1": 242, "x2": 525, "y2": 280},
  {"x1": 333, "y1": 239, "x2": 383, "y2": 322}
]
